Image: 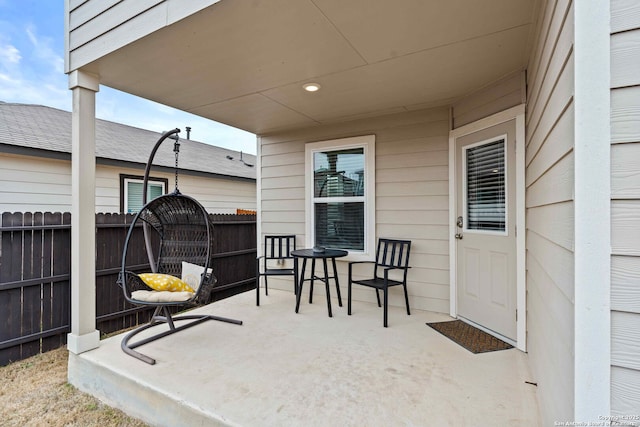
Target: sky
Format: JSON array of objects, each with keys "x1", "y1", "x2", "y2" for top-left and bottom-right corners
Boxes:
[{"x1": 0, "y1": 1, "x2": 257, "y2": 154}]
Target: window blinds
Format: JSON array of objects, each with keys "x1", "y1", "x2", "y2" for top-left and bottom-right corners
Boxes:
[
  {"x1": 127, "y1": 182, "x2": 164, "y2": 213},
  {"x1": 313, "y1": 148, "x2": 365, "y2": 250},
  {"x1": 466, "y1": 139, "x2": 506, "y2": 231}
]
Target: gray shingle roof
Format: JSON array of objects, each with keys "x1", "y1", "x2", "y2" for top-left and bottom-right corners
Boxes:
[{"x1": 0, "y1": 102, "x2": 256, "y2": 180}]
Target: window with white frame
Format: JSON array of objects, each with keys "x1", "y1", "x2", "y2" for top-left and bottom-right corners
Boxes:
[
  {"x1": 305, "y1": 135, "x2": 375, "y2": 258},
  {"x1": 121, "y1": 175, "x2": 167, "y2": 213},
  {"x1": 463, "y1": 137, "x2": 507, "y2": 234}
]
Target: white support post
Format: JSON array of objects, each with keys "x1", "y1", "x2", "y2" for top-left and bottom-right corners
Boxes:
[
  {"x1": 574, "y1": 1, "x2": 611, "y2": 421},
  {"x1": 67, "y1": 70, "x2": 101, "y2": 354}
]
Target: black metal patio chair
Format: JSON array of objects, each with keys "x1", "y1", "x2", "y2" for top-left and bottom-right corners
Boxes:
[
  {"x1": 347, "y1": 238, "x2": 412, "y2": 327},
  {"x1": 256, "y1": 235, "x2": 297, "y2": 305},
  {"x1": 117, "y1": 129, "x2": 242, "y2": 365}
]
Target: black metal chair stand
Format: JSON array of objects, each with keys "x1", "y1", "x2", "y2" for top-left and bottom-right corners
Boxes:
[
  {"x1": 117, "y1": 129, "x2": 242, "y2": 365},
  {"x1": 120, "y1": 304, "x2": 242, "y2": 365},
  {"x1": 256, "y1": 235, "x2": 297, "y2": 305},
  {"x1": 347, "y1": 238, "x2": 412, "y2": 327}
]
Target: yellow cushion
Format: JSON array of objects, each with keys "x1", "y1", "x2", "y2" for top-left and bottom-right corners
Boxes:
[{"x1": 138, "y1": 273, "x2": 195, "y2": 293}]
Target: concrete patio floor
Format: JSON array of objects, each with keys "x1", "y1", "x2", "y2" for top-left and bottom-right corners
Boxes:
[{"x1": 68, "y1": 289, "x2": 540, "y2": 426}]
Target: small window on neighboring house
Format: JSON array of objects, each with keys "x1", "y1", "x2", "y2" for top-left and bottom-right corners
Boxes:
[
  {"x1": 120, "y1": 175, "x2": 168, "y2": 214},
  {"x1": 305, "y1": 135, "x2": 375, "y2": 259}
]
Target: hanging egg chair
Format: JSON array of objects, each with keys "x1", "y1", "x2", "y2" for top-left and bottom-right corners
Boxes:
[{"x1": 117, "y1": 128, "x2": 242, "y2": 365}]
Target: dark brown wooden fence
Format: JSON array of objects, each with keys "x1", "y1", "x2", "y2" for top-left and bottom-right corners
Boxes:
[{"x1": 0, "y1": 212, "x2": 256, "y2": 366}]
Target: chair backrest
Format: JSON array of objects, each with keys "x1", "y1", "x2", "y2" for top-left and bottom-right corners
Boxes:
[
  {"x1": 264, "y1": 235, "x2": 296, "y2": 260},
  {"x1": 138, "y1": 192, "x2": 213, "y2": 277},
  {"x1": 374, "y1": 238, "x2": 411, "y2": 275}
]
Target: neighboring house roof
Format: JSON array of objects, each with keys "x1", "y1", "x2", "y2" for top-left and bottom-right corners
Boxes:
[{"x1": 0, "y1": 102, "x2": 256, "y2": 181}]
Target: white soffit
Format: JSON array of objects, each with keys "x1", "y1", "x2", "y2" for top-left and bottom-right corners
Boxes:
[
  {"x1": 262, "y1": 25, "x2": 530, "y2": 123},
  {"x1": 313, "y1": 0, "x2": 536, "y2": 63},
  {"x1": 86, "y1": 0, "x2": 538, "y2": 134},
  {"x1": 190, "y1": 93, "x2": 319, "y2": 134}
]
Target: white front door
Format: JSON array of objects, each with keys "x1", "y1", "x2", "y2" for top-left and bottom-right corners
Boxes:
[{"x1": 455, "y1": 119, "x2": 517, "y2": 341}]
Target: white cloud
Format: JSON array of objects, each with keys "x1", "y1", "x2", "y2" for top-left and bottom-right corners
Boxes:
[
  {"x1": 0, "y1": 23, "x2": 70, "y2": 111},
  {"x1": 0, "y1": 42, "x2": 20, "y2": 64},
  {"x1": 25, "y1": 24, "x2": 64, "y2": 73},
  {"x1": 0, "y1": 55, "x2": 70, "y2": 110}
]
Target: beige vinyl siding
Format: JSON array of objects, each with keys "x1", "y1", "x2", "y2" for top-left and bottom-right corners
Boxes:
[
  {"x1": 0, "y1": 154, "x2": 256, "y2": 214},
  {"x1": 610, "y1": 0, "x2": 640, "y2": 415},
  {"x1": 96, "y1": 165, "x2": 257, "y2": 214},
  {"x1": 452, "y1": 71, "x2": 526, "y2": 129},
  {"x1": 66, "y1": 0, "x2": 219, "y2": 72},
  {"x1": 177, "y1": 174, "x2": 256, "y2": 214},
  {"x1": 611, "y1": 366, "x2": 640, "y2": 415},
  {"x1": 524, "y1": 0, "x2": 575, "y2": 424},
  {"x1": 0, "y1": 154, "x2": 71, "y2": 212},
  {"x1": 611, "y1": 86, "x2": 640, "y2": 145},
  {"x1": 68, "y1": 0, "x2": 161, "y2": 40},
  {"x1": 259, "y1": 107, "x2": 450, "y2": 313}
]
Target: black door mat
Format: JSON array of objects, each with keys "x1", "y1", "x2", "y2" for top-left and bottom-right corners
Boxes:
[{"x1": 427, "y1": 320, "x2": 513, "y2": 354}]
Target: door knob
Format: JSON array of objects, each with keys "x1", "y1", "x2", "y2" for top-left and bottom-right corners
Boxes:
[{"x1": 455, "y1": 233, "x2": 463, "y2": 240}]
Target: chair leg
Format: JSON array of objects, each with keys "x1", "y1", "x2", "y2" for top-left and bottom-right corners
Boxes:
[
  {"x1": 403, "y1": 283, "x2": 411, "y2": 315},
  {"x1": 256, "y1": 261, "x2": 260, "y2": 306},
  {"x1": 265, "y1": 275, "x2": 268, "y2": 296},
  {"x1": 256, "y1": 258, "x2": 265, "y2": 306},
  {"x1": 293, "y1": 258, "x2": 299, "y2": 296},
  {"x1": 375, "y1": 289, "x2": 382, "y2": 307},
  {"x1": 347, "y1": 280, "x2": 352, "y2": 315},
  {"x1": 383, "y1": 287, "x2": 389, "y2": 328}
]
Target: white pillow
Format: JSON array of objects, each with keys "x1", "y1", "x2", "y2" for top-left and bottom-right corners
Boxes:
[
  {"x1": 181, "y1": 261, "x2": 213, "y2": 293},
  {"x1": 132, "y1": 290, "x2": 194, "y2": 302}
]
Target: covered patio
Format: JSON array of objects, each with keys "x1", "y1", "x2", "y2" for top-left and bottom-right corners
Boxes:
[
  {"x1": 65, "y1": 0, "x2": 625, "y2": 423},
  {"x1": 69, "y1": 289, "x2": 539, "y2": 426}
]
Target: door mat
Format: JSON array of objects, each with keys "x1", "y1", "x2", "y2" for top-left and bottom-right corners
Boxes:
[{"x1": 426, "y1": 320, "x2": 513, "y2": 354}]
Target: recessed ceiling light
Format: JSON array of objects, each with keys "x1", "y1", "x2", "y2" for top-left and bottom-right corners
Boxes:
[{"x1": 303, "y1": 83, "x2": 321, "y2": 92}]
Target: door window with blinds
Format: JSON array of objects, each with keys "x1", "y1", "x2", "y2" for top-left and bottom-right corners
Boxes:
[
  {"x1": 121, "y1": 176, "x2": 167, "y2": 213},
  {"x1": 306, "y1": 135, "x2": 375, "y2": 257},
  {"x1": 463, "y1": 137, "x2": 507, "y2": 234}
]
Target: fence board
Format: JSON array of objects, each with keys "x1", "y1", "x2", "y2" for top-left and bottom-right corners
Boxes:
[
  {"x1": 44, "y1": 212, "x2": 71, "y2": 351},
  {"x1": 95, "y1": 213, "x2": 155, "y2": 335},
  {"x1": 41, "y1": 212, "x2": 57, "y2": 352},
  {"x1": 21, "y1": 212, "x2": 41, "y2": 360},
  {"x1": 209, "y1": 214, "x2": 257, "y2": 301},
  {"x1": 48, "y1": 213, "x2": 70, "y2": 351},
  {"x1": 97, "y1": 214, "x2": 121, "y2": 334},
  {"x1": 1, "y1": 213, "x2": 25, "y2": 364}
]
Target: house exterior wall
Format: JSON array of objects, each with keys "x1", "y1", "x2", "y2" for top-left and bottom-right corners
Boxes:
[
  {"x1": 259, "y1": 107, "x2": 451, "y2": 313},
  {"x1": 525, "y1": 0, "x2": 575, "y2": 424},
  {"x1": 0, "y1": 154, "x2": 71, "y2": 212},
  {"x1": 0, "y1": 153, "x2": 256, "y2": 214},
  {"x1": 610, "y1": 0, "x2": 640, "y2": 415},
  {"x1": 451, "y1": 71, "x2": 526, "y2": 129},
  {"x1": 65, "y1": 0, "x2": 219, "y2": 72}
]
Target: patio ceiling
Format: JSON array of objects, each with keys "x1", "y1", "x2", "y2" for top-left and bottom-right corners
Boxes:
[{"x1": 81, "y1": 0, "x2": 539, "y2": 135}]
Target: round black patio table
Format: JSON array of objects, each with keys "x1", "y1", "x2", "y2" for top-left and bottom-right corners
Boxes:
[{"x1": 291, "y1": 248, "x2": 348, "y2": 317}]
